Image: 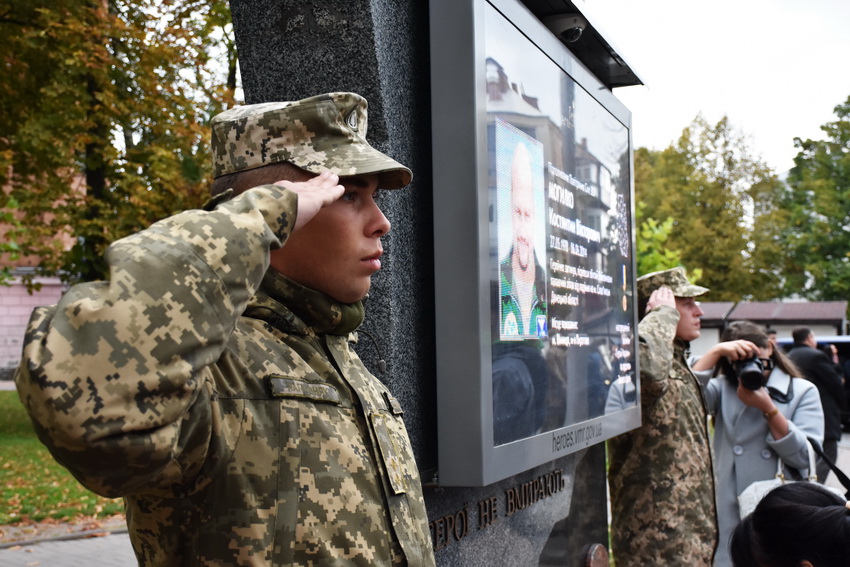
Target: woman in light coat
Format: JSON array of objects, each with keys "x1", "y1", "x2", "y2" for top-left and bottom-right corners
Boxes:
[{"x1": 691, "y1": 321, "x2": 825, "y2": 567}]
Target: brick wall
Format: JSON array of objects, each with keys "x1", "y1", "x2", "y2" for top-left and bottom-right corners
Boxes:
[{"x1": 0, "y1": 278, "x2": 65, "y2": 380}]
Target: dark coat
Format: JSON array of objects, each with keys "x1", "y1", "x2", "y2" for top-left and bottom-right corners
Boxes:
[{"x1": 788, "y1": 344, "x2": 847, "y2": 441}]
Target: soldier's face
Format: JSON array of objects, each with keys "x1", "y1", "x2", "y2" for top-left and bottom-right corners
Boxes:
[
  {"x1": 674, "y1": 296, "x2": 704, "y2": 342},
  {"x1": 270, "y1": 173, "x2": 390, "y2": 303}
]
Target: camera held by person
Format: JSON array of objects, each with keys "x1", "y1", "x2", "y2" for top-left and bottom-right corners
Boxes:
[{"x1": 735, "y1": 355, "x2": 773, "y2": 391}]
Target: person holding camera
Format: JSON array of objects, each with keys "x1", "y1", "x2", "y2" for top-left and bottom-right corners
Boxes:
[{"x1": 691, "y1": 320, "x2": 825, "y2": 567}]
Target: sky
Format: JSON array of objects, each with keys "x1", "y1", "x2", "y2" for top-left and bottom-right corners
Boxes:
[{"x1": 580, "y1": 0, "x2": 850, "y2": 174}]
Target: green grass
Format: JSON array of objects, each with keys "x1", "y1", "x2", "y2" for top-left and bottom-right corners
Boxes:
[{"x1": 0, "y1": 390, "x2": 124, "y2": 525}]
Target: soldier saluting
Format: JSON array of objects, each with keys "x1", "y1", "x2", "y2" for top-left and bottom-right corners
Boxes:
[
  {"x1": 607, "y1": 268, "x2": 718, "y2": 566},
  {"x1": 16, "y1": 93, "x2": 435, "y2": 566}
]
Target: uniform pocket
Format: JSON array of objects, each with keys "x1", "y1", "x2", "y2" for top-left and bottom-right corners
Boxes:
[
  {"x1": 268, "y1": 375, "x2": 341, "y2": 404},
  {"x1": 370, "y1": 411, "x2": 417, "y2": 495}
]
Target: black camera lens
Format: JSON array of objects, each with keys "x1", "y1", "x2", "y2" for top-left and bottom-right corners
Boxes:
[{"x1": 734, "y1": 356, "x2": 766, "y2": 390}]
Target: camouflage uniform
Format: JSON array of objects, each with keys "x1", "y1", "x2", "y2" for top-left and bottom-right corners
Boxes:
[
  {"x1": 607, "y1": 268, "x2": 718, "y2": 566},
  {"x1": 16, "y1": 94, "x2": 435, "y2": 566}
]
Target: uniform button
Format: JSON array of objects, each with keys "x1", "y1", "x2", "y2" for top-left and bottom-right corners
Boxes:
[
  {"x1": 733, "y1": 445, "x2": 744, "y2": 455},
  {"x1": 761, "y1": 449, "x2": 772, "y2": 459}
]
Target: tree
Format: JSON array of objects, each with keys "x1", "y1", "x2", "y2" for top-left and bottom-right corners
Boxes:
[
  {"x1": 634, "y1": 116, "x2": 787, "y2": 301},
  {"x1": 0, "y1": 0, "x2": 239, "y2": 285},
  {"x1": 782, "y1": 96, "x2": 850, "y2": 300},
  {"x1": 0, "y1": 197, "x2": 22, "y2": 285},
  {"x1": 635, "y1": 207, "x2": 683, "y2": 275},
  {"x1": 633, "y1": 147, "x2": 692, "y2": 278}
]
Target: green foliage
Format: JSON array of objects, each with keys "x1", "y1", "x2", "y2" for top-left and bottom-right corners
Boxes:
[
  {"x1": 0, "y1": 391, "x2": 123, "y2": 524},
  {"x1": 633, "y1": 147, "x2": 701, "y2": 281},
  {"x1": 635, "y1": 116, "x2": 786, "y2": 301},
  {"x1": 635, "y1": 204, "x2": 680, "y2": 273},
  {"x1": 635, "y1": 211, "x2": 703, "y2": 282},
  {"x1": 0, "y1": 197, "x2": 23, "y2": 286},
  {"x1": 781, "y1": 96, "x2": 850, "y2": 300},
  {"x1": 0, "y1": 0, "x2": 239, "y2": 285}
]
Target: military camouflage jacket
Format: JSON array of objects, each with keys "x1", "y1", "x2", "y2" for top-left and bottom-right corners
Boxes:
[
  {"x1": 607, "y1": 305, "x2": 718, "y2": 567},
  {"x1": 15, "y1": 185, "x2": 435, "y2": 566}
]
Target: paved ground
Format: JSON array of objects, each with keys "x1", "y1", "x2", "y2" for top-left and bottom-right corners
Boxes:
[
  {"x1": 0, "y1": 530, "x2": 136, "y2": 566},
  {"x1": 824, "y1": 432, "x2": 850, "y2": 494}
]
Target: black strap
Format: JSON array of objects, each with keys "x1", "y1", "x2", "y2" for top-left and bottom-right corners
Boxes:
[{"x1": 808, "y1": 437, "x2": 850, "y2": 499}]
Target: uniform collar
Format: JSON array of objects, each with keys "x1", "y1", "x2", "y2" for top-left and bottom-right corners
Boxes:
[{"x1": 246, "y1": 270, "x2": 365, "y2": 336}]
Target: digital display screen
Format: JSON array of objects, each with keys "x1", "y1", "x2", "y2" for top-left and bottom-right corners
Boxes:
[
  {"x1": 429, "y1": 0, "x2": 640, "y2": 485},
  {"x1": 485, "y1": 4, "x2": 638, "y2": 446}
]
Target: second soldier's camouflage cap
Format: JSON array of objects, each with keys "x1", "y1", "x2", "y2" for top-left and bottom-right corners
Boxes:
[
  {"x1": 210, "y1": 92, "x2": 412, "y2": 188},
  {"x1": 637, "y1": 267, "x2": 709, "y2": 302}
]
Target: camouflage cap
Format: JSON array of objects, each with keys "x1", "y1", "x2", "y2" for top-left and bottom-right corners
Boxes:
[
  {"x1": 637, "y1": 267, "x2": 709, "y2": 303},
  {"x1": 210, "y1": 92, "x2": 412, "y2": 189}
]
